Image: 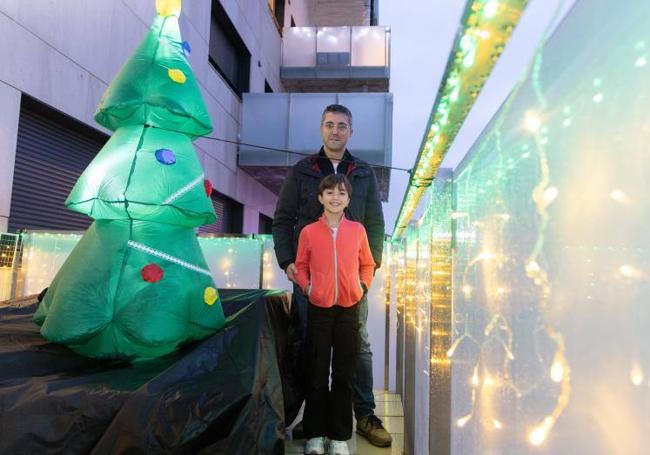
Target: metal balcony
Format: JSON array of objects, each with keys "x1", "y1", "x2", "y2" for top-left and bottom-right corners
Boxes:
[{"x1": 238, "y1": 92, "x2": 393, "y2": 201}]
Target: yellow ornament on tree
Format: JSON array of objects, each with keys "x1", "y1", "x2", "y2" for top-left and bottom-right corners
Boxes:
[
  {"x1": 204, "y1": 287, "x2": 219, "y2": 306},
  {"x1": 168, "y1": 68, "x2": 187, "y2": 84},
  {"x1": 156, "y1": 0, "x2": 182, "y2": 17}
]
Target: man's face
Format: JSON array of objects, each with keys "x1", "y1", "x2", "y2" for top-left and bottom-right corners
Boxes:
[{"x1": 320, "y1": 112, "x2": 353, "y2": 154}]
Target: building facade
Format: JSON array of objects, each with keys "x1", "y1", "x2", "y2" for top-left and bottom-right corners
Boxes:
[{"x1": 0, "y1": 0, "x2": 389, "y2": 234}]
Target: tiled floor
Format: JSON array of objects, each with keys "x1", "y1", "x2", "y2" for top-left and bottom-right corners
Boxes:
[{"x1": 285, "y1": 390, "x2": 404, "y2": 454}]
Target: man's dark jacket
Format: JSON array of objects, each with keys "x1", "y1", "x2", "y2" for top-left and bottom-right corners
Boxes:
[{"x1": 272, "y1": 148, "x2": 385, "y2": 270}]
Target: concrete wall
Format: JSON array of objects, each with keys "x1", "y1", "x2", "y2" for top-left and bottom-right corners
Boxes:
[
  {"x1": 284, "y1": 0, "x2": 311, "y2": 27},
  {"x1": 0, "y1": 0, "x2": 303, "y2": 234},
  {"x1": 0, "y1": 82, "x2": 21, "y2": 232}
]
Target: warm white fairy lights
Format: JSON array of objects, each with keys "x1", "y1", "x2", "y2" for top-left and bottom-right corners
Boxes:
[
  {"x1": 18, "y1": 232, "x2": 82, "y2": 296},
  {"x1": 456, "y1": 414, "x2": 472, "y2": 428},
  {"x1": 619, "y1": 264, "x2": 643, "y2": 280},
  {"x1": 388, "y1": 2, "x2": 650, "y2": 453},
  {"x1": 524, "y1": 111, "x2": 542, "y2": 133},
  {"x1": 630, "y1": 363, "x2": 644, "y2": 386},
  {"x1": 609, "y1": 188, "x2": 628, "y2": 203}
]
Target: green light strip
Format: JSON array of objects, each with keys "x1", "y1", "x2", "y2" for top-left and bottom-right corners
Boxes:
[{"x1": 392, "y1": 0, "x2": 529, "y2": 241}]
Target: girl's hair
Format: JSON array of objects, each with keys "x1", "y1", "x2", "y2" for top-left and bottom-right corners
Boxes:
[{"x1": 318, "y1": 173, "x2": 352, "y2": 197}]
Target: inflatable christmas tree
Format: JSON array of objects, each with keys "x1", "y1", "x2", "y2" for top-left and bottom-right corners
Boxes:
[{"x1": 34, "y1": 0, "x2": 226, "y2": 359}]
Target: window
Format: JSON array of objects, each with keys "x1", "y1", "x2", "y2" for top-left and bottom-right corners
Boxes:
[
  {"x1": 209, "y1": 1, "x2": 251, "y2": 98},
  {"x1": 258, "y1": 213, "x2": 273, "y2": 234}
]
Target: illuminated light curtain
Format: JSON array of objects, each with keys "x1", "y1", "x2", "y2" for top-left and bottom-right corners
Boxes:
[{"x1": 400, "y1": 0, "x2": 650, "y2": 453}]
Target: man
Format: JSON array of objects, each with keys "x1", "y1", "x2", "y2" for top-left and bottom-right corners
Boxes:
[{"x1": 272, "y1": 104, "x2": 391, "y2": 448}]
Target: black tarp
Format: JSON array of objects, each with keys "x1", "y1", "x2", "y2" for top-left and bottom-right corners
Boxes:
[{"x1": 0, "y1": 289, "x2": 294, "y2": 454}]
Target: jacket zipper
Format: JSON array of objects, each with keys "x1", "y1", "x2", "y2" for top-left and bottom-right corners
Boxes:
[{"x1": 331, "y1": 225, "x2": 339, "y2": 306}]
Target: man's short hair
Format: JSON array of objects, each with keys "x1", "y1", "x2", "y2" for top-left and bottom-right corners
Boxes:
[
  {"x1": 318, "y1": 173, "x2": 353, "y2": 198},
  {"x1": 322, "y1": 104, "x2": 352, "y2": 127}
]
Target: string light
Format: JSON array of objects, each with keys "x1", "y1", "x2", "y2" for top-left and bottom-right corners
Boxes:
[
  {"x1": 456, "y1": 414, "x2": 472, "y2": 427},
  {"x1": 471, "y1": 367, "x2": 480, "y2": 386},
  {"x1": 619, "y1": 264, "x2": 643, "y2": 279},
  {"x1": 550, "y1": 357, "x2": 564, "y2": 383},
  {"x1": 483, "y1": 0, "x2": 500, "y2": 18},
  {"x1": 462, "y1": 284, "x2": 473, "y2": 299},
  {"x1": 609, "y1": 189, "x2": 629, "y2": 203},
  {"x1": 528, "y1": 417, "x2": 554, "y2": 446},
  {"x1": 524, "y1": 111, "x2": 542, "y2": 133},
  {"x1": 398, "y1": 25, "x2": 573, "y2": 448},
  {"x1": 630, "y1": 363, "x2": 644, "y2": 386}
]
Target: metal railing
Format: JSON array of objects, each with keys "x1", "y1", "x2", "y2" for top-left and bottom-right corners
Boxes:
[
  {"x1": 0, "y1": 231, "x2": 292, "y2": 302},
  {"x1": 0, "y1": 233, "x2": 20, "y2": 301}
]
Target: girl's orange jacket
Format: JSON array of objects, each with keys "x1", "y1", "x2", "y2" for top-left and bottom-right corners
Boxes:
[{"x1": 295, "y1": 215, "x2": 375, "y2": 308}]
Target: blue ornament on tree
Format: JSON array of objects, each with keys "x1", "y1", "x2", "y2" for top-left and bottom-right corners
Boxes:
[
  {"x1": 182, "y1": 40, "x2": 192, "y2": 57},
  {"x1": 155, "y1": 148, "x2": 177, "y2": 165}
]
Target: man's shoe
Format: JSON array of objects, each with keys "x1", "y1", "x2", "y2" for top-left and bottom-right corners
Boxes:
[
  {"x1": 356, "y1": 415, "x2": 392, "y2": 447},
  {"x1": 329, "y1": 440, "x2": 350, "y2": 455},
  {"x1": 304, "y1": 437, "x2": 326, "y2": 455}
]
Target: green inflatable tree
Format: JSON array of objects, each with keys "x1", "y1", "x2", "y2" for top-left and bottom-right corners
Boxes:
[{"x1": 34, "y1": 0, "x2": 226, "y2": 359}]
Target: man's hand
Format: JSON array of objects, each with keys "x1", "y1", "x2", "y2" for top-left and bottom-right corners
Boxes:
[{"x1": 285, "y1": 263, "x2": 298, "y2": 283}]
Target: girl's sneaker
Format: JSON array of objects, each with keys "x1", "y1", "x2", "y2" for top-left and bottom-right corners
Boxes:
[
  {"x1": 328, "y1": 440, "x2": 349, "y2": 455},
  {"x1": 304, "y1": 437, "x2": 326, "y2": 455}
]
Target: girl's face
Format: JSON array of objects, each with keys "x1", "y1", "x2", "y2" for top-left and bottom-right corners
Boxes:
[{"x1": 318, "y1": 184, "x2": 350, "y2": 215}]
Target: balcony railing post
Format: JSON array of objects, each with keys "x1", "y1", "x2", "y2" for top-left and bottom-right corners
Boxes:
[
  {"x1": 257, "y1": 235, "x2": 264, "y2": 290},
  {"x1": 9, "y1": 231, "x2": 22, "y2": 301},
  {"x1": 384, "y1": 242, "x2": 391, "y2": 391},
  {"x1": 280, "y1": 28, "x2": 284, "y2": 67},
  {"x1": 349, "y1": 26, "x2": 353, "y2": 68}
]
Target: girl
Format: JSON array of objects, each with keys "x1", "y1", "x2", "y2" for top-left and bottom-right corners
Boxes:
[{"x1": 295, "y1": 174, "x2": 375, "y2": 455}]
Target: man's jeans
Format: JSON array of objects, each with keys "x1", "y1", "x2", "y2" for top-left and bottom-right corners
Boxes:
[{"x1": 293, "y1": 283, "x2": 376, "y2": 420}]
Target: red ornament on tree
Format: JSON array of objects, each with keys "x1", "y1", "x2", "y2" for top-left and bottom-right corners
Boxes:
[
  {"x1": 204, "y1": 179, "x2": 213, "y2": 197},
  {"x1": 141, "y1": 263, "x2": 164, "y2": 282}
]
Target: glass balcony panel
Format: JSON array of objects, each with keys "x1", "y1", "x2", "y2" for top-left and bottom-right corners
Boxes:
[
  {"x1": 316, "y1": 26, "x2": 350, "y2": 54},
  {"x1": 282, "y1": 27, "x2": 316, "y2": 67},
  {"x1": 351, "y1": 26, "x2": 388, "y2": 66}
]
